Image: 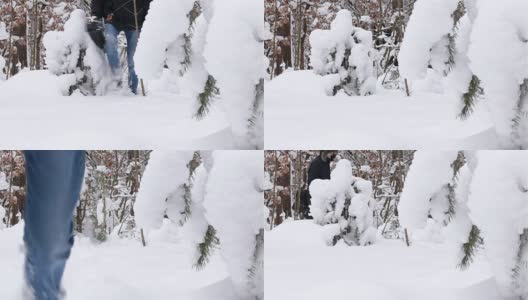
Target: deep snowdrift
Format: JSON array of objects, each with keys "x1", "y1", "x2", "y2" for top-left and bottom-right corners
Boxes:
[
  {"x1": 265, "y1": 220, "x2": 505, "y2": 300},
  {"x1": 0, "y1": 221, "x2": 239, "y2": 300},
  {"x1": 0, "y1": 71, "x2": 234, "y2": 149},
  {"x1": 265, "y1": 71, "x2": 498, "y2": 149}
]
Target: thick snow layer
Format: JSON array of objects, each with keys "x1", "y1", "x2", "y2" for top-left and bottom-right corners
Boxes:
[
  {"x1": 265, "y1": 220, "x2": 503, "y2": 300},
  {"x1": 0, "y1": 71, "x2": 236, "y2": 149},
  {"x1": 398, "y1": 151, "x2": 459, "y2": 230},
  {"x1": 203, "y1": 151, "x2": 264, "y2": 299},
  {"x1": 0, "y1": 222, "x2": 238, "y2": 300},
  {"x1": 135, "y1": 0, "x2": 196, "y2": 80},
  {"x1": 134, "y1": 151, "x2": 194, "y2": 231},
  {"x1": 467, "y1": 151, "x2": 528, "y2": 297},
  {"x1": 265, "y1": 71, "x2": 497, "y2": 149},
  {"x1": 399, "y1": 0, "x2": 460, "y2": 79}
]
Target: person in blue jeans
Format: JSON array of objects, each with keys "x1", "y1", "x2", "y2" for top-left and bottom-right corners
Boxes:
[
  {"x1": 23, "y1": 151, "x2": 85, "y2": 300},
  {"x1": 91, "y1": 0, "x2": 152, "y2": 94}
]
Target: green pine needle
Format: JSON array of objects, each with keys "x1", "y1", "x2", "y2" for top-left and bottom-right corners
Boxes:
[
  {"x1": 195, "y1": 75, "x2": 220, "y2": 120},
  {"x1": 180, "y1": 2, "x2": 202, "y2": 76},
  {"x1": 194, "y1": 225, "x2": 220, "y2": 270},
  {"x1": 179, "y1": 152, "x2": 202, "y2": 226},
  {"x1": 458, "y1": 225, "x2": 484, "y2": 270},
  {"x1": 248, "y1": 229, "x2": 264, "y2": 280},
  {"x1": 459, "y1": 75, "x2": 484, "y2": 120},
  {"x1": 513, "y1": 228, "x2": 528, "y2": 288}
]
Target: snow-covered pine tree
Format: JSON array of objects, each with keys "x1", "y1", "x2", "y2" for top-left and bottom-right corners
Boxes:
[
  {"x1": 398, "y1": 150, "x2": 485, "y2": 269},
  {"x1": 133, "y1": 0, "x2": 221, "y2": 115},
  {"x1": 309, "y1": 159, "x2": 376, "y2": 246},
  {"x1": 399, "y1": 0, "x2": 484, "y2": 116},
  {"x1": 202, "y1": 151, "x2": 264, "y2": 299},
  {"x1": 398, "y1": 151, "x2": 467, "y2": 237},
  {"x1": 42, "y1": 9, "x2": 111, "y2": 95},
  {"x1": 134, "y1": 150, "x2": 263, "y2": 299},
  {"x1": 203, "y1": 0, "x2": 264, "y2": 149},
  {"x1": 465, "y1": 151, "x2": 528, "y2": 299},
  {"x1": 135, "y1": 0, "x2": 263, "y2": 148},
  {"x1": 468, "y1": 1, "x2": 528, "y2": 149},
  {"x1": 401, "y1": 0, "x2": 528, "y2": 148},
  {"x1": 310, "y1": 9, "x2": 377, "y2": 96}
]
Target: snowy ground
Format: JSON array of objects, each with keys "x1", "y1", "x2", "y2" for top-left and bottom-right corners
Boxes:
[
  {"x1": 265, "y1": 220, "x2": 507, "y2": 300},
  {"x1": 265, "y1": 71, "x2": 499, "y2": 149},
  {"x1": 0, "y1": 222, "x2": 238, "y2": 300},
  {"x1": 0, "y1": 71, "x2": 235, "y2": 149}
]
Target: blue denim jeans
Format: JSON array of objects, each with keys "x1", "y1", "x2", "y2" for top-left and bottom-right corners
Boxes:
[
  {"x1": 23, "y1": 151, "x2": 85, "y2": 300},
  {"x1": 104, "y1": 23, "x2": 139, "y2": 94}
]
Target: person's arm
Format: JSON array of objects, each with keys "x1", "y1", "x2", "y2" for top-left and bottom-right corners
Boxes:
[{"x1": 90, "y1": 0, "x2": 105, "y2": 18}]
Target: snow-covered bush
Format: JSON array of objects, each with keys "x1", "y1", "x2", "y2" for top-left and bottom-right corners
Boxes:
[
  {"x1": 136, "y1": 0, "x2": 264, "y2": 149},
  {"x1": 309, "y1": 159, "x2": 376, "y2": 246},
  {"x1": 310, "y1": 9, "x2": 376, "y2": 96},
  {"x1": 134, "y1": 150, "x2": 263, "y2": 300},
  {"x1": 43, "y1": 9, "x2": 110, "y2": 96}
]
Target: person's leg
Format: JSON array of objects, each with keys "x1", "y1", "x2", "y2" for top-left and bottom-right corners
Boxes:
[
  {"x1": 124, "y1": 29, "x2": 139, "y2": 94},
  {"x1": 23, "y1": 151, "x2": 85, "y2": 300},
  {"x1": 104, "y1": 23, "x2": 121, "y2": 79}
]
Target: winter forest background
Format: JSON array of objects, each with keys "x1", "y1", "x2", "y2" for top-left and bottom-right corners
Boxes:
[
  {"x1": 264, "y1": 150, "x2": 413, "y2": 236},
  {"x1": 265, "y1": 0, "x2": 528, "y2": 150},
  {"x1": 265, "y1": 0, "x2": 413, "y2": 87},
  {"x1": 265, "y1": 150, "x2": 528, "y2": 300},
  {"x1": 0, "y1": 150, "x2": 148, "y2": 239}
]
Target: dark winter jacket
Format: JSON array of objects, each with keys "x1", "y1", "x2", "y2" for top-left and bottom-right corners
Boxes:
[
  {"x1": 307, "y1": 156, "x2": 331, "y2": 187},
  {"x1": 91, "y1": 0, "x2": 152, "y2": 30},
  {"x1": 301, "y1": 155, "x2": 331, "y2": 219}
]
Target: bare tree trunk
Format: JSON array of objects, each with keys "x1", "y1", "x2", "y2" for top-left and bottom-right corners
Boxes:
[
  {"x1": 5, "y1": 0, "x2": 15, "y2": 79},
  {"x1": 294, "y1": 0, "x2": 303, "y2": 70},
  {"x1": 404, "y1": 78, "x2": 410, "y2": 96},
  {"x1": 294, "y1": 150, "x2": 303, "y2": 219},
  {"x1": 270, "y1": 151, "x2": 279, "y2": 230},
  {"x1": 35, "y1": 7, "x2": 43, "y2": 70},
  {"x1": 269, "y1": 0, "x2": 278, "y2": 79}
]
